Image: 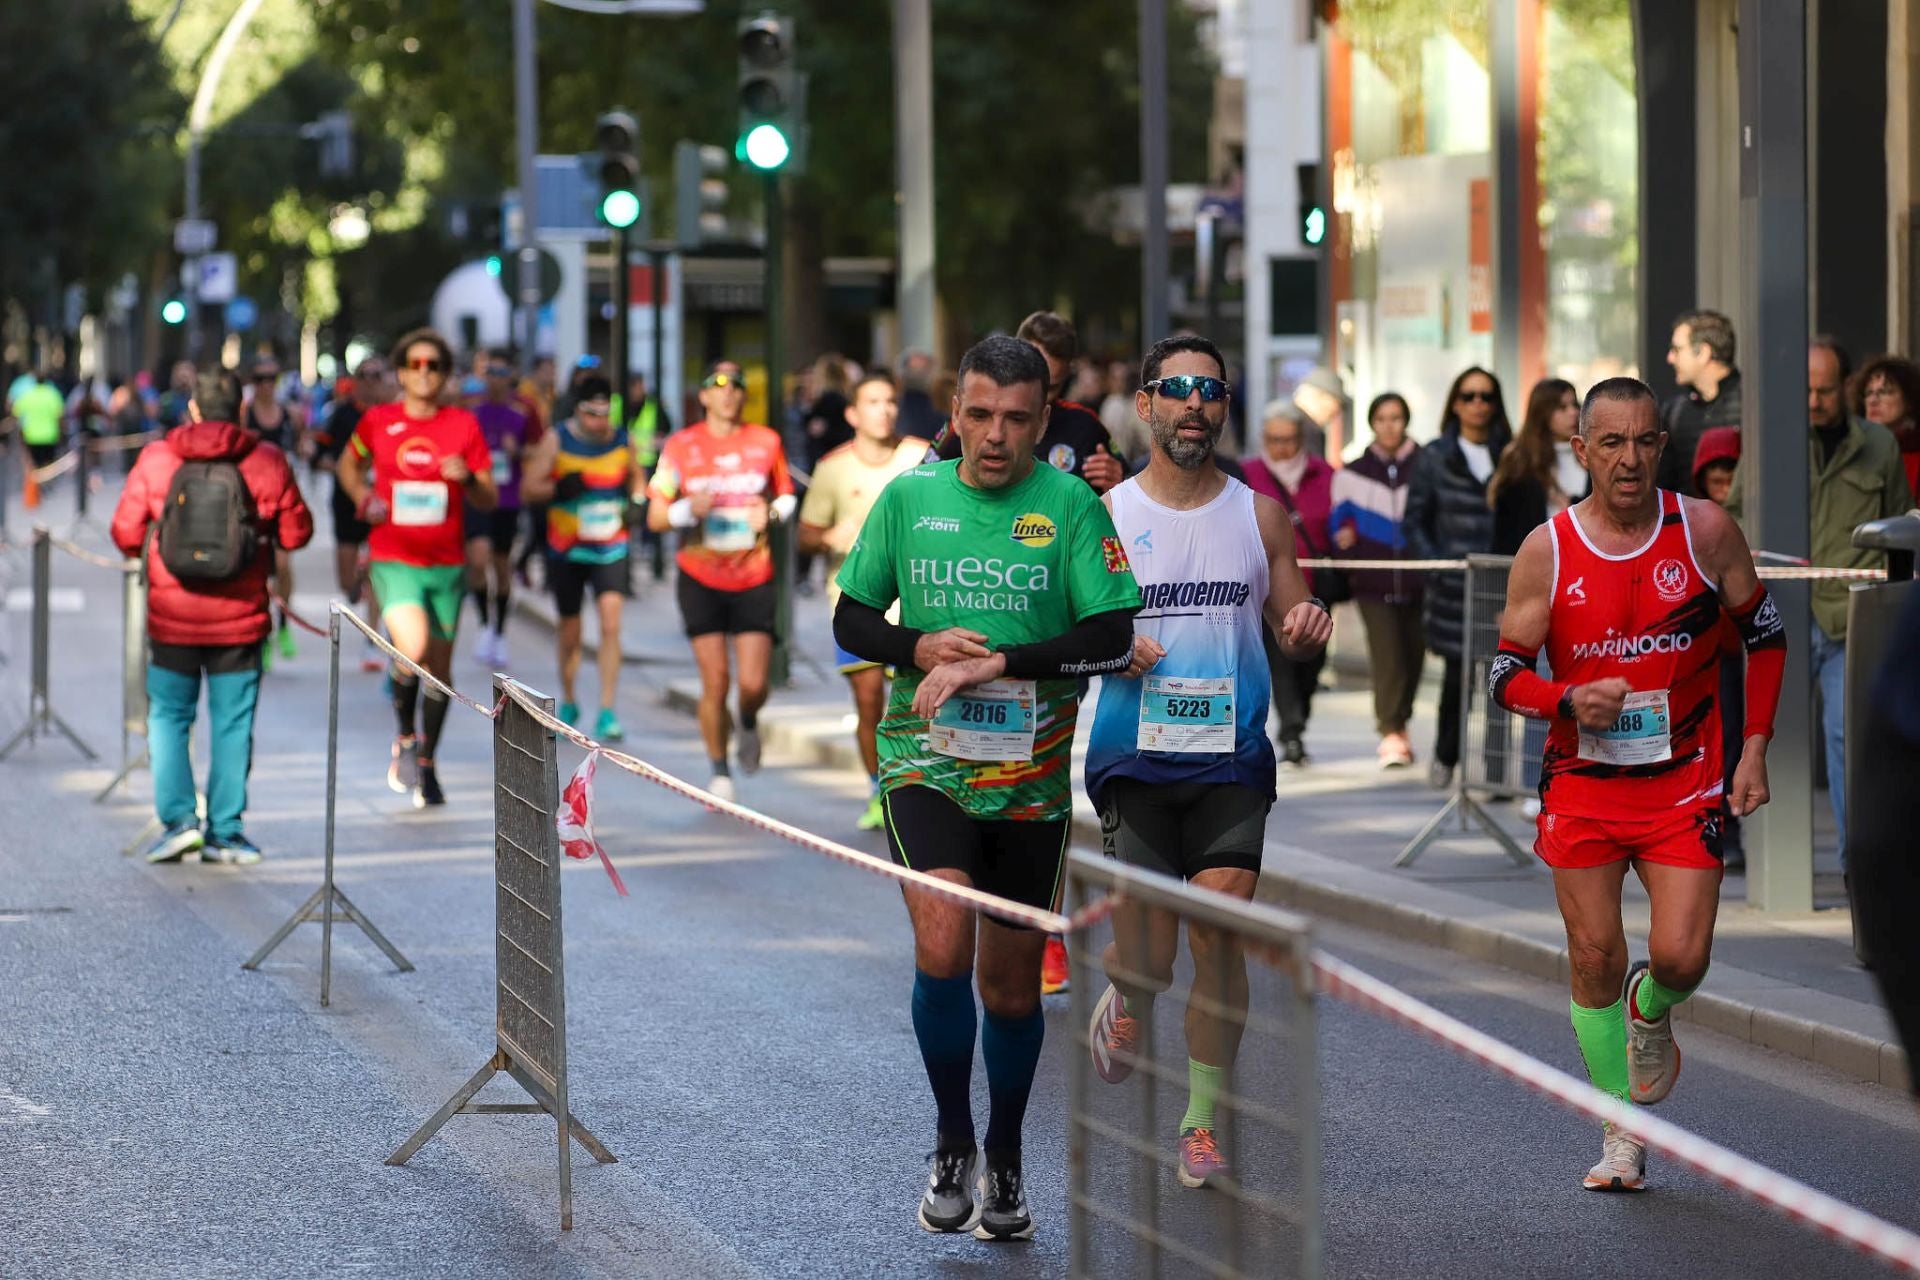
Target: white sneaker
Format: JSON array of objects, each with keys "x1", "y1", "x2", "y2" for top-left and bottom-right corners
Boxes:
[
  {"x1": 706, "y1": 775, "x2": 737, "y2": 805},
  {"x1": 736, "y1": 726, "x2": 763, "y2": 774},
  {"x1": 490, "y1": 632, "x2": 509, "y2": 668},
  {"x1": 473, "y1": 630, "x2": 499, "y2": 667},
  {"x1": 1583, "y1": 1122, "x2": 1647, "y2": 1192},
  {"x1": 1625, "y1": 961, "x2": 1682, "y2": 1104}
]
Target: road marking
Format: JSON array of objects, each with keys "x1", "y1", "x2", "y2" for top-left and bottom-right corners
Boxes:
[
  {"x1": 4, "y1": 588, "x2": 84, "y2": 614},
  {"x1": 0, "y1": 1090, "x2": 50, "y2": 1125}
]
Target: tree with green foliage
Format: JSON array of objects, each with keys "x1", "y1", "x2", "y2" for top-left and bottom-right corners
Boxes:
[{"x1": 309, "y1": 0, "x2": 1215, "y2": 365}]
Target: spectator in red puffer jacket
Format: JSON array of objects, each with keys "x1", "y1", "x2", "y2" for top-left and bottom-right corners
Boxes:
[{"x1": 111, "y1": 367, "x2": 313, "y2": 867}]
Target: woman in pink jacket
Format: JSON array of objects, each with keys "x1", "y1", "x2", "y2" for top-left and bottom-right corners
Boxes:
[{"x1": 1243, "y1": 400, "x2": 1335, "y2": 767}]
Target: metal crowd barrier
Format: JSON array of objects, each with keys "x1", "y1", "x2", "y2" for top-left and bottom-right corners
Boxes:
[
  {"x1": 386, "y1": 675, "x2": 616, "y2": 1231},
  {"x1": 0, "y1": 525, "x2": 110, "y2": 762},
  {"x1": 94, "y1": 551, "x2": 150, "y2": 803},
  {"x1": 1065, "y1": 853, "x2": 1321, "y2": 1280},
  {"x1": 243, "y1": 607, "x2": 413, "y2": 1003},
  {"x1": 1399, "y1": 553, "x2": 1533, "y2": 867}
]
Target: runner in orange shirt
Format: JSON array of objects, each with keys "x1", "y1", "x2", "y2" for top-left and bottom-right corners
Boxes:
[{"x1": 646, "y1": 359, "x2": 796, "y2": 798}]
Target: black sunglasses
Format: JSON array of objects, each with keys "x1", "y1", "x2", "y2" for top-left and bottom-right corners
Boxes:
[
  {"x1": 1144, "y1": 375, "x2": 1231, "y2": 403},
  {"x1": 1456, "y1": 389, "x2": 1496, "y2": 404},
  {"x1": 485, "y1": 364, "x2": 513, "y2": 378},
  {"x1": 703, "y1": 371, "x2": 744, "y2": 390}
]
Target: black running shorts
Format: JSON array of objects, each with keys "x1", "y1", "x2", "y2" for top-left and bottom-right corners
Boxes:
[
  {"x1": 882, "y1": 784, "x2": 1070, "y2": 929},
  {"x1": 549, "y1": 555, "x2": 632, "y2": 618},
  {"x1": 330, "y1": 486, "x2": 371, "y2": 547},
  {"x1": 676, "y1": 573, "x2": 775, "y2": 638},
  {"x1": 1097, "y1": 778, "x2": 1269, "y2": 880},
  {"x1": 464, "y1": 506, "x2": 520, "y2": 554}
]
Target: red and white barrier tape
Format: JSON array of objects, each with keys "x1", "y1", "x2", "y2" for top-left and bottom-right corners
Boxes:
[
  {"x1": 330, "y1": 603, "x2": 510, "y2": 720},
  {"x1": 46, "y1": 534, "x2": 135, "y2": 573},
  {"x1": 28, "y1": 449, "x2": 79, "y2": 485},
  {"x1": 87, "y1": 430, "x2": 157, "y2": 453},
  {"x1": 271, "y1": 594, "x2": 333, "y2": 639},
  {"x1": 496, "y1": 681, "x2": 1098, "y2": 933},
  {"x1": 1296, "y1": 556, "x2": 1886, "y2": 582},
  {"x1": 1311, "y1": 951, "x2": 1920, "y2": 1273},
  {"x1": 558, "y1": 750, "x2": 628, "y2": 897}
]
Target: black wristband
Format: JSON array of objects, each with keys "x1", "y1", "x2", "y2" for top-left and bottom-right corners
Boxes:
[
  {"x1": 1307, "y1": 596, "x2": 1331, "y2": 615},
  {"x1": 1557, "y1": 687, "x2": 1576, "y2": 719}
]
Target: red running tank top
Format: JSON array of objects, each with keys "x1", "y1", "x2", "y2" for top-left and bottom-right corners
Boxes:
[{"x1": 1541, "y1": 490, "x2": 1724, "y2": 819}]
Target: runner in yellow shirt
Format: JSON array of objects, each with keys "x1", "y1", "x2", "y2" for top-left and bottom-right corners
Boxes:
[{"x1": 798, "y1": 371, "x2": 931, "y2": 829}]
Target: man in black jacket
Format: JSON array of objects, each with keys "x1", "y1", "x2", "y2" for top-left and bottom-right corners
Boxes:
[{"x1": 1656, "y1": 309, "x2": 1741, "y2": 494}]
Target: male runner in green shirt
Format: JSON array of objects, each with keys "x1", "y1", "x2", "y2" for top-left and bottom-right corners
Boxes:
[{"x1": 834, "y1": 335, "x2": 1142, "y2": 1242}]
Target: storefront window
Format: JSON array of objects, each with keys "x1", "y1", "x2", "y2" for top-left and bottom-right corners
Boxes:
[
  {"x1": 1539, "y1": 0, "x2": 1639, "y2": 386},
  {"x1": 1327, "y1": 0, "x2": 1640, "y2": 449},
  {"x1": 1331, "y1": 2, "x2": 1495, "y2": 446}
]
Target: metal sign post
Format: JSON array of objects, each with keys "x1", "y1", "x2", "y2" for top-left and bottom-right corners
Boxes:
[
  {"x1": 243, "y1": 608, "x2": 413, "y2": 1004},
  {"x1": 0, "y1": 526, "x2": 99, "y2": 761},
  {"x1": 388, "y1": 676, "x2": 615, "y2": 1230}
]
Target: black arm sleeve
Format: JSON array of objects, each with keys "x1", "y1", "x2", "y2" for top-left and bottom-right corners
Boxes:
[
  {"x1": 833, "y1": 594, "x2": 923, "y2": 671},
  {"x1": 997, "y1": 608, "x2": 1137, "y2": 680}
]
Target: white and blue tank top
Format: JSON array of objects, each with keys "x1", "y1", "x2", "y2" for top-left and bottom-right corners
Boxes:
[{"x1": 1086, "y1": 475, "x2": 1276, "y2": 802}]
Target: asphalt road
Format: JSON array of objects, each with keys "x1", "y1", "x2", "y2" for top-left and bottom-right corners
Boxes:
[{"x1": 1, "y1": 540, "x2": 1916, "y2": 1279}]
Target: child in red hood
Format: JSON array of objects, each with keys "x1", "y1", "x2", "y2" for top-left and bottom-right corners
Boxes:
[
  {"x1": 111, "y1": 368, "x2": 313, "y2": 866},
  {"x1": 1692, "y1": 425, "x2": 1740, "y2": 505}
]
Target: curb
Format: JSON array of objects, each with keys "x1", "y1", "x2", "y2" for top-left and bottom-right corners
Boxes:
[{"x1": 657, "y1": 679, "x2": 1913, "y2": 1094}]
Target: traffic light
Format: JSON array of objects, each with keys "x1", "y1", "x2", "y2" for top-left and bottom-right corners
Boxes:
[
  {"x1": 737, "y1": 12, "x2": 803, "y2": 173},
  {"x1": 161, "y1": 297, "x2": 187, "y2": 326},
  {"x1": 596, "y1": 109, "x2": 642, "y2": 230},
  {"x1": 1297, "y1": 162, "x2": 1326, "y2": 248},
  {"x1": 675, "y1": 141, "x2": 734, "y2": 246}
]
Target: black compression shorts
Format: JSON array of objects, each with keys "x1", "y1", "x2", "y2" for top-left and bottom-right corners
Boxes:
[
  {"x1": 882, "y1": 784, "x2": 1070, "y2": 929},
  {"x1": 464, "y1": 506, "x2": 520, "y2": 554},
  {"x1": 676, "y1": 573, "x2": 775, "y2": 638},
  {"x1": 1097, "y1": 778, "x2": 1269, "y2": 880},
  {"x1": 549, "y1": 555, "x2": 632, "y2": 618}
]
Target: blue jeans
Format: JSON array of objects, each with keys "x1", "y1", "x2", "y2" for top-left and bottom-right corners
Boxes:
[
  {"x1": 1811, "y1": 622, "x2": 1847, "y2": 863},
  {"x1": 147, "y1": 644, "x2": 262, "y2": 842}
]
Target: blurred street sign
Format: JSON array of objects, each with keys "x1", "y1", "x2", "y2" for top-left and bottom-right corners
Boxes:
[
  {"x1": 174, "y1": 219, "x2": 216, "y2": 255},
  {"x1": 225, "y1": 296, "x2": 259, "y2": 330},
  {"x1": 495, "y1": 247, "x2": 563, "y2": 306},
  {"x1": 196, "y1": 253, "x2": 237, "y2": 304}
]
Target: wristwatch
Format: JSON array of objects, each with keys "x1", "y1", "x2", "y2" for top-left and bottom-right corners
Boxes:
[
  {"x1": 1306, "y1": 596, "x2": 1331, "y2": 616},
  {"x1": 1557, "y1": 686, "x2": 1576, "y2": 719}
]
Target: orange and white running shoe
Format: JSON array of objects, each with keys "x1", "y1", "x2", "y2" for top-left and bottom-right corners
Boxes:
[
  {"x1": 1178, "y1": 1127, "x2": 1229, "y2": 1189},
  {"x1": 1041, "y1": 936, "x2": 1070, "y2": 995},
  {"x1": 1583, "y1": 1122, "x2": 1647, "y2": 1192},
  {"x1": 1089, "y1": 983, "x2": 1139, "y2": 1084}
]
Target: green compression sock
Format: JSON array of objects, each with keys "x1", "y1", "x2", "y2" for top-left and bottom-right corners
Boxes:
[
  {"x1": 1181, "y1": 1058, "x2": 1225, "y2": 1133},
  {"x1": 1633, "y1": 969, "x2": 1700, "y2": 1023},
  {"x1": 1569, "y1": 999, "x2": 1630, "y2": 1103}
]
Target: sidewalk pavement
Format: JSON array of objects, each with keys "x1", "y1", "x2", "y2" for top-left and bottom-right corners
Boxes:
[{"x1": 524, "y1": 565, "x2": 1908, "y2": 1093}]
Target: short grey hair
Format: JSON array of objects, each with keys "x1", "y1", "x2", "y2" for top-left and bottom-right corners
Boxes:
[
  {"x1": 1578, "y1": 376, "x2": 1658, "y2": 436},
  {"x1": 1261, "y1": 398, "x2": 1304, "y2": 425}
]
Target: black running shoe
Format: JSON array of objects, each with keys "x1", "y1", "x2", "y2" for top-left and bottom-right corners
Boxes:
[
  {"x1": 917, "y1": 1145, "x2": 981, "y2": 1233},
  {"x1": 413, "y1": 764, "x2": 446, "y2": 808},
  {"x1": 974, "y1": 1149, "x2": 1034, "y2": 1241}
]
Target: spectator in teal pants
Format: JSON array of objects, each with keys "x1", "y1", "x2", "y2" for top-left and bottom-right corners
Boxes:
[{"x1": 112, "y1": 367, "x2": 313, "y2": 865}]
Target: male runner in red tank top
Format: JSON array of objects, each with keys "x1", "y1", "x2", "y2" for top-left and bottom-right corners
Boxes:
[{"x1": 1490, "y1": 378, "x2": 1785, "y2": 1193}]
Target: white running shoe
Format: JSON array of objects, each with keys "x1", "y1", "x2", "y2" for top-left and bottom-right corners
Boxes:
[
  {"x1": 490, "y1": 632, "x2": 509, "y2": 669},
  {"x1": 1625, "y1": 961, "x2": 1682, "y2": 1105},
  {"x1": 1583, "y1": 1122, "x2": 1647, "y2": 1192},
  {"x1": 736, "y1": 725, "x2": 763, "y2": 774},
  {"x1": 1089, "y1": 983, "x2": 1138, "y2": 1084},
  {"x1": 474, "y1": 630, "x2": 498, "y2": 667},
  {"x1": 706, "y1": 775, "x2": 737, "y2": 804}
]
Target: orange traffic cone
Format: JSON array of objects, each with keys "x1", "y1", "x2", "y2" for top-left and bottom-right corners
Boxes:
[{"x1": 22, "y1": 466, "x2": 39, "y2": 510}]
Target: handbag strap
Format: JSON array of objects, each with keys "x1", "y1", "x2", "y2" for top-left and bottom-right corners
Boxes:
[{"x1": 1271, "y1": 480, "x2": 1330, "y2": 559}]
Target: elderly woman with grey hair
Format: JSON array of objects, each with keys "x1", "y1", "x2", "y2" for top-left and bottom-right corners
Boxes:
[{"x1": 1243, "y1": 400, "x2": 1336, "y2": 767}]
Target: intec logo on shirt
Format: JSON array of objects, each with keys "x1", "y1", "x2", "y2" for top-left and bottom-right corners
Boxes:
[
  {"x1": 1010, "y1": 513, "x2": 1058, "y2": 547},
  {"x1": 397, "y1": 439, "x2": 440, "y2": 475}
]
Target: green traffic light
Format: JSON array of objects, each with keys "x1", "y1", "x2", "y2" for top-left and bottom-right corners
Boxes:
[
  {"x1": 1303, "y1": 206, "x2": 1327, "y2": 247},
  {"x1": 600, "y1": 189, "x2": 642, "y2": 229},
  {"x1": 485, "y1": 254, "x2": 503, "y2": 277},
  {"x1": 161, "y1": 299, "x2": 187, "y2": 325},
  {"x1": 742, "y1": 123, "x2": 791, "y2": 172}
]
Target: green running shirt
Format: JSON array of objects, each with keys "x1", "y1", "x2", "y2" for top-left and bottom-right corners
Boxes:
[{"x1": 835, "y1": 459, "x2": 1141, "y2": 821}]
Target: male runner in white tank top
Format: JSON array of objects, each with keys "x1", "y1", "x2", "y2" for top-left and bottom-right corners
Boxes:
[{"x1": 1083, "y1": 334, "x2": 1332, "y2": 1188}]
